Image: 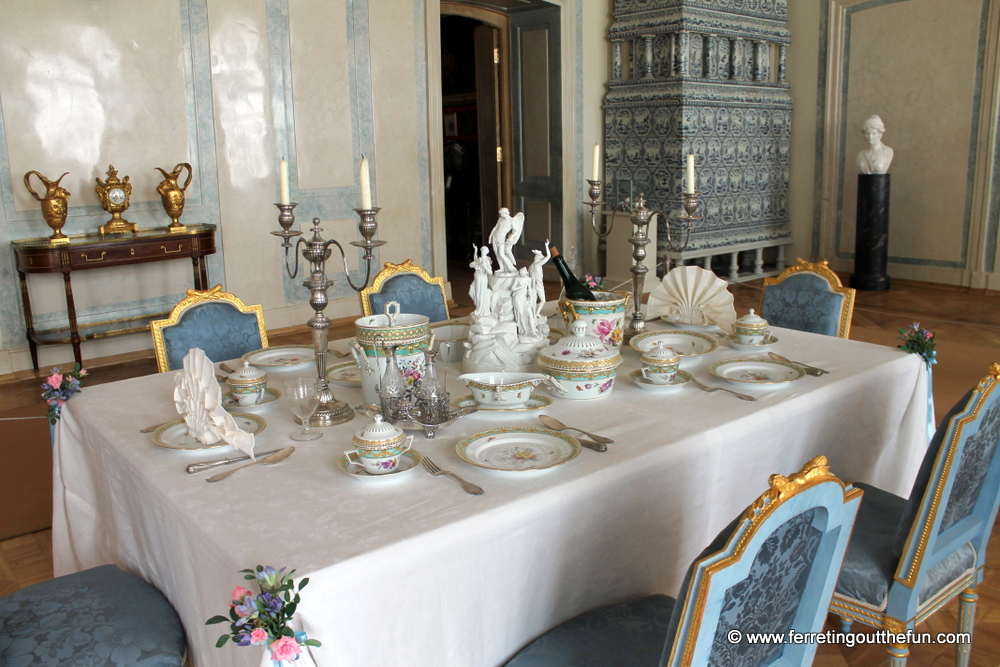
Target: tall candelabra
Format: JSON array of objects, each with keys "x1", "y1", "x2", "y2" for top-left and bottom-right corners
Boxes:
[
  {"x1": 623, "y1": 193, "x2": 655, "y2": 342},
  {"x1": 663, "y1": 192, "x2": 700, "y2": 274},
  {"x1": 272, "y1": 203, "x2": 386, "y2": 426}
]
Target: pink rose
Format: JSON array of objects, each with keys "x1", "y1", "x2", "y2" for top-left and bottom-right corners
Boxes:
[
  {"x1": 79, "y1": 369, "x2": 88, "y2": 376},
  {"x1": 47, "y1": 373, "x2": 63, "y2": 389},
  {"x1": 230, "y1": 586, "x2": 253, "y2": 605},
  {"x1": 250, "y1": 628, "x2": 269, "y2": 646},
  {"x1": 270, "y1": 636, "x2": 303, "y2": 662},
  {"x1": 56, "y1": 399, "x2": 66, "y2": 407}
]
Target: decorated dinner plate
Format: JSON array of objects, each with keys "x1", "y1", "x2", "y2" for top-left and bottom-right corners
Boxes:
[
  {"x1": 629, "y1": 330, "x2": 719, "y2": 358},
  {"x1": 709, "y1": 357, "x2": 805, "y2": 388},
  {"x1": 457, "y1": 427, "x2": 581, "y2": 473},
  {"x1": 221, "y1": 388, "x2": 282, "y2": 412},
  {"x1": 725, "y1": 334, "x2": 779, "y2": 353},
  {"x1": 150, "y1": 413, "x2": 267, "y2": 450},
  {"x1": 660, "y1": 315, "x2": 721, "y2": 332},
  {"x1": 325, "y1": 360, "x2": 362, "y2": 388},
  {"x1": 241, "y1": 345, "x2": 315, "y2": 369},
  {"x1": 451, "y1": 394, "x2": 553, "y2": 417},
  {"x1": 338, "y1": 450, "x2": 423, "y2": 481},
  {"x1": 629, "y1": 369, "x2": 692, "y2": 393}
]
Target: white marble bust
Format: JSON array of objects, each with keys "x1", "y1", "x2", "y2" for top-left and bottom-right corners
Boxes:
[{"x1": 857, "y1": 114, "x2": 894, "y2": 175}]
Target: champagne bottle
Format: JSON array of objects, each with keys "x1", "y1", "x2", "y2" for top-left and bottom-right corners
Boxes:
[{"x1": 550, "y1": 246, "x2": 598, "y2": 301}]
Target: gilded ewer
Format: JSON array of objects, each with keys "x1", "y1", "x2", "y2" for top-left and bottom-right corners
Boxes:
[
  {"x1": 155, "y1": 162, "x2": 192, "y2": 232},
  {"x1": 23, "y1": 170, "x2": 71, "y2": 244}
]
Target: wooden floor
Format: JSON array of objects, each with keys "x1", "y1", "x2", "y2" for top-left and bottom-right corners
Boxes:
[{"x1": 2, "y1": 273, "x2": 1000, "y2": 665}]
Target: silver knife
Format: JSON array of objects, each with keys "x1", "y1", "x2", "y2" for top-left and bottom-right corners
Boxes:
[
  {"x1": 768, "y1": 352, "x2": 828, "y2": 376},
  {"x1": 186, "y1": 448, "x2": 283, "y2": 474}
]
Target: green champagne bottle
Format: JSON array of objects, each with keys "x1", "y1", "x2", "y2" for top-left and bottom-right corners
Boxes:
[{"x1": 550, "y1": 247, "x2": 598, "y2": 301}]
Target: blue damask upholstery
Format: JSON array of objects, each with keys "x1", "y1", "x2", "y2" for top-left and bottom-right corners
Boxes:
[
  {"x1": 0, "y1": 564, "x2": 186, "y2": 666},
  {"x1": 760, "y1": 273, "x2": 845, "y2": 337},
  {"x1": 161, "y1": 301, "x2": 263, "y2": 371},
  {"x1": 830, "y1": 368, "x2": 1000, "y2": 666},
  {"x1": 360, "y1": 260, "x2": 449, "y2": 322},
  {"x1": 506, "y1": 457, "x2": 861, "y2": 667}
]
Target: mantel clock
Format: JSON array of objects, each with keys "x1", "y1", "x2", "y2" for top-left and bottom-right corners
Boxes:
[{"x1": 96, "y1": 164, "x2": 137, "y2": 235}]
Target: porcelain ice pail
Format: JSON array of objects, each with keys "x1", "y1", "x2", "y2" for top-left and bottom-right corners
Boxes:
[
  {"x1": 352, "y1": 301, "x2": 434, "y2": 404},
  {"x1": 558, "y1": 291, "x2": 630, "y2": 349}
]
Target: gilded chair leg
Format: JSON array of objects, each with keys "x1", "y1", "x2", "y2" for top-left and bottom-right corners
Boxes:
[
  {"x1": 957, "y1": 586, "x2": 978, "y2": 667},
  {"x1": 887, "y1": 641, "x2": 908, "y2": 667},
  {"x1": 837, "y1": 615, "x2": 852, "y2": 634}
]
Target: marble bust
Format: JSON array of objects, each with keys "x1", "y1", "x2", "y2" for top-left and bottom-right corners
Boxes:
[{"x1": 857, "y1": 114, "x2": 894, "y2": 175}]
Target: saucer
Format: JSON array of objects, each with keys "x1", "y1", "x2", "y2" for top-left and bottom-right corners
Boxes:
[
  {"x1": 325, "y1": 360, "x2": 362, "y2": 388},
  {"x1": 338, "y1": 449, "x2": 423, "y2": 481},
  {"x1": 451, "y1": 394, "x2": 553, "y2": 418},
  {"x1": 725, "y1": 334, "x2": 779, "y2": 353},
  {"x1": 629, "y1": 369, "x2": 692, "y2": 393},
  {"x1": 221, "y1": 387, "x2": 282, "y2": 411}
]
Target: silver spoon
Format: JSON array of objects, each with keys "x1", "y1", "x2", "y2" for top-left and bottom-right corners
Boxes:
[
  {"x1": 206, "y1": 447, "x2": 295, "y2": 482},
  {"x1": 538, "y1": 415, "x2": 614, "y2": 444}
]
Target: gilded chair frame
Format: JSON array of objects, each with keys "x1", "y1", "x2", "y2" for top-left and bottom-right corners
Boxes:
[
  {"x1": 151, "y1": 285, "x2": 268, "y2": 372},
  {"x1": 830, "y1": 364, "x2": 1000, "y2": 666},
  {"x1": 666, "y1": 456, "x2": 863, "y2": 666},
  {"x1": 760, "y1": 258, "x2": 856, "y2": 338},
  {"x1": 359, "y1": 259, "x2": 449, "y2": 319}
]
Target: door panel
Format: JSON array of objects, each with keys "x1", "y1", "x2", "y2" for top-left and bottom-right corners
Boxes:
[
  {"x1": 474, "y1": 24, "x2": 502, "y2": 245},
  {"x1": 509, "y1": 5, "x2": 561, "y2": 262}
]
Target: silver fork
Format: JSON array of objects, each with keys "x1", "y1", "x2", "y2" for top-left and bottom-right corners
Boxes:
[
  {"x1": 421, "y1": 456, "x2": 484, "y2": 495},
  {"x1": 687, "y1": 376, "x2": 757, "y2": 402}
]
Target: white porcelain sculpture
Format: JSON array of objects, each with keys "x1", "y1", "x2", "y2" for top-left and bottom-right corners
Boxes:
[
  {"x1": 173, "y1": 347, "x2": 255, "y2": 457},
  {"x1": 465, "y1": 209, "x2": 551, "y2": 373},
  {"x1": 857, "y1": 114, "x2": 893, "y2": 175},
  {"x1": 646, "y1": 265, "x2": 737, "y2": 333}
]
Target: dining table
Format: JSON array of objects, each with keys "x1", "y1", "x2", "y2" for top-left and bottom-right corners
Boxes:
[{"x1": 51, "y1": 315, "x2": 929, "y2": 667}]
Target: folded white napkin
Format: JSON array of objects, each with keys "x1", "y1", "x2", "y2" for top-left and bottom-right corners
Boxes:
[
  {"x1": 646, "y1": 266, "x2": 737, "y2": 334},
  {"x1": 173, "y1": 348, "x2": 255, "y2": 458}
]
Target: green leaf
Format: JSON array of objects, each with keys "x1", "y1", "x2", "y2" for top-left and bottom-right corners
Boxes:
[
  {"x1": 305, "y1": 639, "x2": 322, "y2": 647},
  {"x1": 206, "y1": 615, "x2": 230, "y2": 625},
  {"x1": 299, "y1": 577, "x2": 309, "y2": 590},
  {"x1": 216, "y1": 635, "x2": 230, "y2": 648}
]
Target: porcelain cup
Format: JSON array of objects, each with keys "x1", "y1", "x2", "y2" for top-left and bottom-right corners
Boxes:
[
  {"x1": 640, "y1": 362, "x2": 679, "y2": 385},
  {"x1": 733, "y1": 327, "x2": 771, "y2": 346},
  {"x1": 342, "y1": 435, "x2": 414, "y2": 475},
  {"x1": 230, "y1": 384, "x2": 265, "y2": 406}
]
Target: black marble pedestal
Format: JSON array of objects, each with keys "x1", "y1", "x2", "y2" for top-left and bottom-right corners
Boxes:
[{"x1": 851, "y1": 173, "x2": 891, "y2": 291}]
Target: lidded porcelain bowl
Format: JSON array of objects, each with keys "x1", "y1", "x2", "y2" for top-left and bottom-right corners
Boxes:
[
  {"x1": 538, "y1": 320, "x2": 623, "y2": 400},
  {"x1": 732, "y1": 309, "x2": 770, "y2": 346},
  {"x1": 640, "y1": 341, "x2": 680, "y2": 370},
  {"x1": 225, "y1": 361, "x2": 269, "y2": 406},
  {"x1": 456, "y1": 372, "x2": 558, "y2": 408},
  {"x1": 352, "y1": 414, "x2": 410, "y2": 454}
]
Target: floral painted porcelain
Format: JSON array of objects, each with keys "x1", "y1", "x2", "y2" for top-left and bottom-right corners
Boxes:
[
  {"x1": 455, "y1": 372, "x2": 560, "y2": 408},
  {"x1": 639, "y1": 341, "x2": 681, "y2": 385},
  {"x1": 342, "y1": 414, "x2": 414, "y2": 475},
  {"x1": 352, "y1": 301, "x2": 433, "y2": 404},
  {"x1": 538, "y1": 320, "x2": 623, "y2": 400},
  {"x1": 732, "y1": 309, "x2": 771, "y2": 346},
  {"x1": 557, "y1": 290, "x2": 630, "y2": 349},
  {"x1": 225, "y1": 361, "x2": 269, "y2": 406}
]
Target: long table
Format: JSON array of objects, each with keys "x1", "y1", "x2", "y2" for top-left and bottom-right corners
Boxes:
[{"x1": 52, "y1": 322, "x2": 928, "y2": 667}]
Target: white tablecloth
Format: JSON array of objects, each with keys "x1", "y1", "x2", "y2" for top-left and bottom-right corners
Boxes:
[{"x1": 52, "y1": 323, "x2": 928, "y2": 667}]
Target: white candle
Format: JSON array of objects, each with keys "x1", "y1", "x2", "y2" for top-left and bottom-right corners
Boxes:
[
  {"x1": 591, "y1": 143, "x2": 601, "y2": 181},
  {"x1": 360, "y1": 156, "x2": 372, "y2": 209},
  {"x1": 686, "y1": 154, "x2": 696, "y2": 195},
  {"x1": 278, "y1": 160, "x2": 290, "y2": 205}
]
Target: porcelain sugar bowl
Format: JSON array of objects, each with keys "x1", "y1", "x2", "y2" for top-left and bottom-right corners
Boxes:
[
  {"x1": 538, "y1": 320, "x2": 623, "y2": 400},
  {"x1": 639, "y1": 341, "x2": 681, "y2": 385},
  {"x1": 225, "y1": 361, "x2": 269, "y2": 406},
  {"x1": 342, "y1": 414, "x2": 414, "y2": 475},
  {"x1": 732, "y1": 309, "x2": 771, "y2": 346}
]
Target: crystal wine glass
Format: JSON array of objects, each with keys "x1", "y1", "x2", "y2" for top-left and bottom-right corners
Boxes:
[{"x1": 283, "y1": 378, "x2": 322, "y2": 441}]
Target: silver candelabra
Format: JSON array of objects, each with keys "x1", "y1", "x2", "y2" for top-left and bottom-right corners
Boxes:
[{"x1": 272, "y1": 203, "x2": 386, "y2": 426}]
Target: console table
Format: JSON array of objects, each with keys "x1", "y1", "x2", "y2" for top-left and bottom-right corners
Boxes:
[{"x1": 11, "y1": 224, "x2": 217, "y2": 372}]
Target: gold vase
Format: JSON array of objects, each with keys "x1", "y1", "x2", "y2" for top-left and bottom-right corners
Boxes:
[
  {"x1": 24, "y1": 171, "x2": 71, "y2": 244},
  {"x1": 155, "y1": 162, "x2": 193, "y2": 232}
]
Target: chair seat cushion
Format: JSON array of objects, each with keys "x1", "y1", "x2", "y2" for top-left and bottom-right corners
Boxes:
[
  {"x1": 505, "y1": 594, "x2": 675, "y2": 667},
  {"x1": 0, "y1": 565, "x2": 185, "y2": 666}
]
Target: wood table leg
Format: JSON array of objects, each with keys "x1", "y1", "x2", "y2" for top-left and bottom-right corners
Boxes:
[
  {"x1": 62, "y1": 270, "x2": 83, "y2": 367},
  {"x1": 17, "y1": 270, "x2": 40, "y2": 374}
]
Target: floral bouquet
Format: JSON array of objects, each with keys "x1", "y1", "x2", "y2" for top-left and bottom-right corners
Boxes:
[
  {"x1": 582, "y1": 274, "x2": 605, "y2": 291},
  {"x1": 897, "y1": 322, "x2": 937, "y2": 367},
  {"x1": 41, "y1": 363, "x2": 87, "y2": 425},
  {"x1": 207, "y1": 565, "x2": 321, "y2": 665}
]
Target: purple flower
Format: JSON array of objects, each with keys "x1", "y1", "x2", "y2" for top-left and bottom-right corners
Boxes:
[{"x1": 258, "y1": 592, "x2": 284, "y2": 613}]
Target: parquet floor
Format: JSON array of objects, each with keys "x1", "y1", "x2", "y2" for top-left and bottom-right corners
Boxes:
[{"x1": 2, "y1": 272, "x2": 999, "y2": 666}]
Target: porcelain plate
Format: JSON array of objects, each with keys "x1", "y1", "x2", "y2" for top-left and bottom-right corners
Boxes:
[
  {"x1": 456, "y1": 427, "x2": 581, "y2": 472},
  {"x1": 629, "y1": 330, "x2": 719, "y2": 357},
  {"x1": 709, "y1": 357, "x2": 805, "y2": 388},
  {"x1": 151, "y1": 413, "x2": 267, "y2": 450},
  {"x1": 241, "y1": 345, "x2": 315, "y2": 369}
]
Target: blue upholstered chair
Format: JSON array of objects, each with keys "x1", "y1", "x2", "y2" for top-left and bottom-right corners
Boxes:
[
  {"x1": 759, "y1": 259, "x2": 855, "y2": 338},
  {"x1": 831, "y1": 363, "x2": 1000, "y2": 666},
  {"x1": 505, "y1": 456, "x2": 862, "y2": 667},
  {"x1": 359, "y1": 260, "x2": 449, "y2": 322},
  {"x1": 151, "y1": 285, "x2": 268, "y2": 372},
  {"x1": 0, "y1": 564, "x2": 186, "y2": 666}
]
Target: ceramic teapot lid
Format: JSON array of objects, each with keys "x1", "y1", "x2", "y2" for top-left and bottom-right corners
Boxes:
[
  {"x1": 640, "y1": 341, "x2": 680, "y2": 364},
  {"x1": 538, "y1": 319, "x2": 622, "y2": 371},
  {"x1": 354, "y1": 413, "x2": 405, "y2": 446},
  {"x1": 227, "y1": 360, "x2": 268, "y2": 383},
  {"x1": 735, "y1": 308, "x2": 768, "y2": 329}
]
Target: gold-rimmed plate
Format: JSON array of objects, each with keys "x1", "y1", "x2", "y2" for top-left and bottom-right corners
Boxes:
[
  {"x1": 708, "y1": 357, "x2": 805, "y2": 389},
  {"x1": 456, "y1": 427, "x2": 581, "y2": 473},
  {"x1": 241, "y1": 345, "x2": 315, "y2": 369},
  {"x1": 150, "y1": 413, "x2": 267, "y2": 450},
  {"x1": 325, "y1": 360, "x2": 362, "y2": 388},
  {"x1": 221, "y1": 388, "x2": 282, "y2": 412},
  {"x1": 629, "y1": 330, "x2": 719, "y2": 358}
]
